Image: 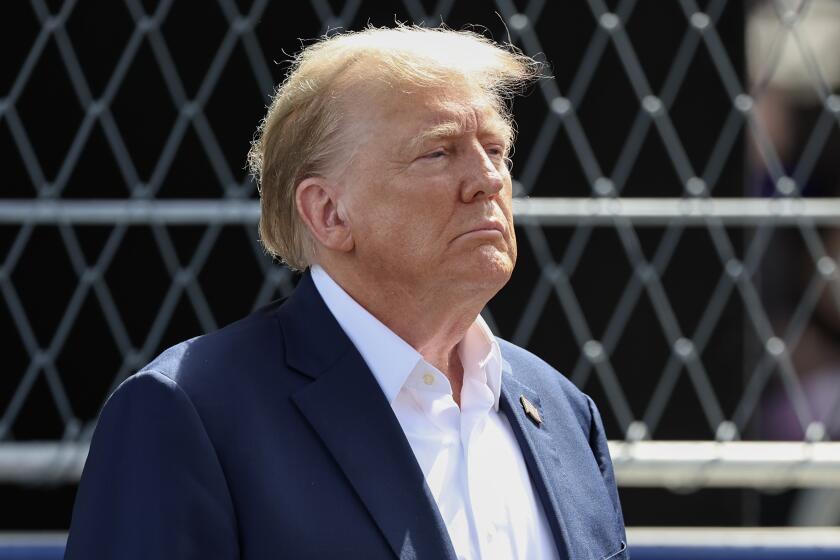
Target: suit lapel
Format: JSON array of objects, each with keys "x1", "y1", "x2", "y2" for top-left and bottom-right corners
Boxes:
[
  {"x1": 499, "y1": 362, "x2": 575, "y2": 560},
  {"x1": 279, "y1": 272, "x2": 457, "y2": 560}
]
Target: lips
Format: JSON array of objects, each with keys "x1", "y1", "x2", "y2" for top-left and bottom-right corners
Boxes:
[
  {"x1": 472, "y1": 219, "x2": 505, "y2": 233},
  {"x1": 455, "y1": 219, "x2": 506, "y2": 241}
]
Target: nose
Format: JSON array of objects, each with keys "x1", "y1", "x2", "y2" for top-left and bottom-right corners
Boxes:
[{"x1": 459, "y1": 143, "x2": 505, "y2": 203}]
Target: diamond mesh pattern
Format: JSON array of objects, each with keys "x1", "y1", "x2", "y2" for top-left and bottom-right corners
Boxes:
[{"x1": 2, "y1": 0, "x2": 840, "y2": 469}]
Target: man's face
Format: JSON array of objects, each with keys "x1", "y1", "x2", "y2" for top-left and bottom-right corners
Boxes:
[{"x1": 336, "y1": 82, "x2": 517, "y2": 298}]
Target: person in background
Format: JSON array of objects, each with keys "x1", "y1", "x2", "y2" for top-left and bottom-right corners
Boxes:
[{"x1": 749, "y1": 0, "x2": 840, "y2": 525}]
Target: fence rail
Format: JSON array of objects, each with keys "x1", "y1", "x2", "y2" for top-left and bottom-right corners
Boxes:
[
  {"x1": 2, "y1": 198, "x2": 840, "y2": 225},
  {"x1": 6, "y1": 528, "x2": 840, "y2": 560},
  {"x1": 610, "y1": 441, "x2": 840, "y2": 488},
  {"x1": 5, "y1": 440, "x2": 840, "y2": 488}
]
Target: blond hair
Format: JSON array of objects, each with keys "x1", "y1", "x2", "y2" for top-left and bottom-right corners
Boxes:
[{"x1": 247, "y1": 24, "x2": 541, "y2": 270}]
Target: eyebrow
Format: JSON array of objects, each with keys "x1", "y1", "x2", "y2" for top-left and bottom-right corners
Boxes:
[
  {"x1": 405, "y1": 114, "x2": 512, "y2": 156},
  {"x1": 407, "y1": 121, "x2": 464, "y2": 154}
]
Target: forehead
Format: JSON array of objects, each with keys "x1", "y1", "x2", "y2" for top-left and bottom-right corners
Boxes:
[{"x1": 351, "y1": 82, "x2": 511, "y2": 147}]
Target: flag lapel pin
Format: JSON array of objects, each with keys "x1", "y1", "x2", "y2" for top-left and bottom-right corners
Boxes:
[{"x1": 519, "y1": 395, "x2": 542, "y2": 426}]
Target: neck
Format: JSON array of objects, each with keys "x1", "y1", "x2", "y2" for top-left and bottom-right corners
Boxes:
[{"x1": 316, "y1": 261, "x2": 491, "y2": 398}]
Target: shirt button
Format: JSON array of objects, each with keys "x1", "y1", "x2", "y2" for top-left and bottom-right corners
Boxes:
[{"x1": 422, "y1": 373, "x2": 434, "y2": 385}]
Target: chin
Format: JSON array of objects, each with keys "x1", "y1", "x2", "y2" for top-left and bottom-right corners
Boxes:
[{"x1": 454, "y1": 246, "x2": 515, "y2": 291}]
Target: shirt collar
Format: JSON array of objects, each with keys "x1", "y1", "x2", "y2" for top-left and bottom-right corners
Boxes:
[
  {"x1": 310, "y1": 265, "x2": 502, "y2": 410},
  {"x1": 459, "y1": 312, "x2": 503, "y2": 411}
]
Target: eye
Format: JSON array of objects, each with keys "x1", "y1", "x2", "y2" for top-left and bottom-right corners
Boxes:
[
  {"x1": 423, "y1": 149, "x2": 448, "y2": 160},
  {"x1": 485, "y1": 144, "x2": 507, "y2": 159}
]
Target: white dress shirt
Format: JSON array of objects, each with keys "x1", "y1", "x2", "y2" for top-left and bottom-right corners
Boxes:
[{"x1": 311, "y1": 266, "x2": 558, "y2": 560}]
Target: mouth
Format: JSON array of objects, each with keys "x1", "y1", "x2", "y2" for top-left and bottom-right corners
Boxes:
[{"x1": 454, "y1": 220, "x2": 506, "y2": 241}]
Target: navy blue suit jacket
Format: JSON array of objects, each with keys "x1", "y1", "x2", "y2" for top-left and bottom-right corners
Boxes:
[{"x1": 66, "y1": 272, "x2": 627, "y2": 559}]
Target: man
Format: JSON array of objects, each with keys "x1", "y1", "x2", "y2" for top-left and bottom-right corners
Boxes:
[{"x1": 66, "y1": 25, "x2": 627, "y2": 559}]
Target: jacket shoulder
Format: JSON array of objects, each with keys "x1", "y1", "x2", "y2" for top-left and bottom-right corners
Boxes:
[{"x1": 143, "y1": 300, "x2": 285, "y2": 381}]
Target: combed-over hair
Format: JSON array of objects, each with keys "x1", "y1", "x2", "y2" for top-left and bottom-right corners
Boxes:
[{"x1": 247, "y1": 24, "x2": 542, "y2": 270}]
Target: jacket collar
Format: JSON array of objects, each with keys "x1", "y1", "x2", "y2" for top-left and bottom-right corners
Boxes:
[
  {"x1": 278, "y1": 272, "x2": 619, "y2": 560},
  {"x1": 277, "y1": 270, "x2": 457, "y2": 560},
  {"x1": 499, "y1": 357, "x2": 621, "y2": 560},
  {"x1": 499, "y1": 364, "x2": 571, "y2": 559}
]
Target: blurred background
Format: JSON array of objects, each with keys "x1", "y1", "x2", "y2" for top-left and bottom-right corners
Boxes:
[{"x1": 2, "y1": 0, "x2": 840, "y2": 557}]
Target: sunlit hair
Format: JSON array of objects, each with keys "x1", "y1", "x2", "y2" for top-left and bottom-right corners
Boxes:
[{"x1": 247, "y1": 24, "x2": 542, "y2": 271}]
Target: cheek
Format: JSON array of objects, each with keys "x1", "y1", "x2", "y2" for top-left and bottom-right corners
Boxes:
[
  {"x1": 509, "y1": 227, "x2": 518, "y2": 261},
  {"x1": 386, "y1": 191, "x2": 451, "y2": 231},
  {"x1": 360, "y1": 201, "x2": 435, "y2": 253}
]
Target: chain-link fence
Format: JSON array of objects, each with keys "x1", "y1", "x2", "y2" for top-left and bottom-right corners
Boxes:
[{"x1": 3, "y1": 0, "x2": 840, "y2": 529}]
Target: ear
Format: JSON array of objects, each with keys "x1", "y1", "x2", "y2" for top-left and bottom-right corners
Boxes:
[{"x1": 295, "y1": 177, "x2": 354, "y2": 254}]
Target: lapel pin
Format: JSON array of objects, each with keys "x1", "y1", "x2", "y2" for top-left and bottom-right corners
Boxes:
[{"x1": 519, "y1": 395, "x2": 542, "y2": 426}]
